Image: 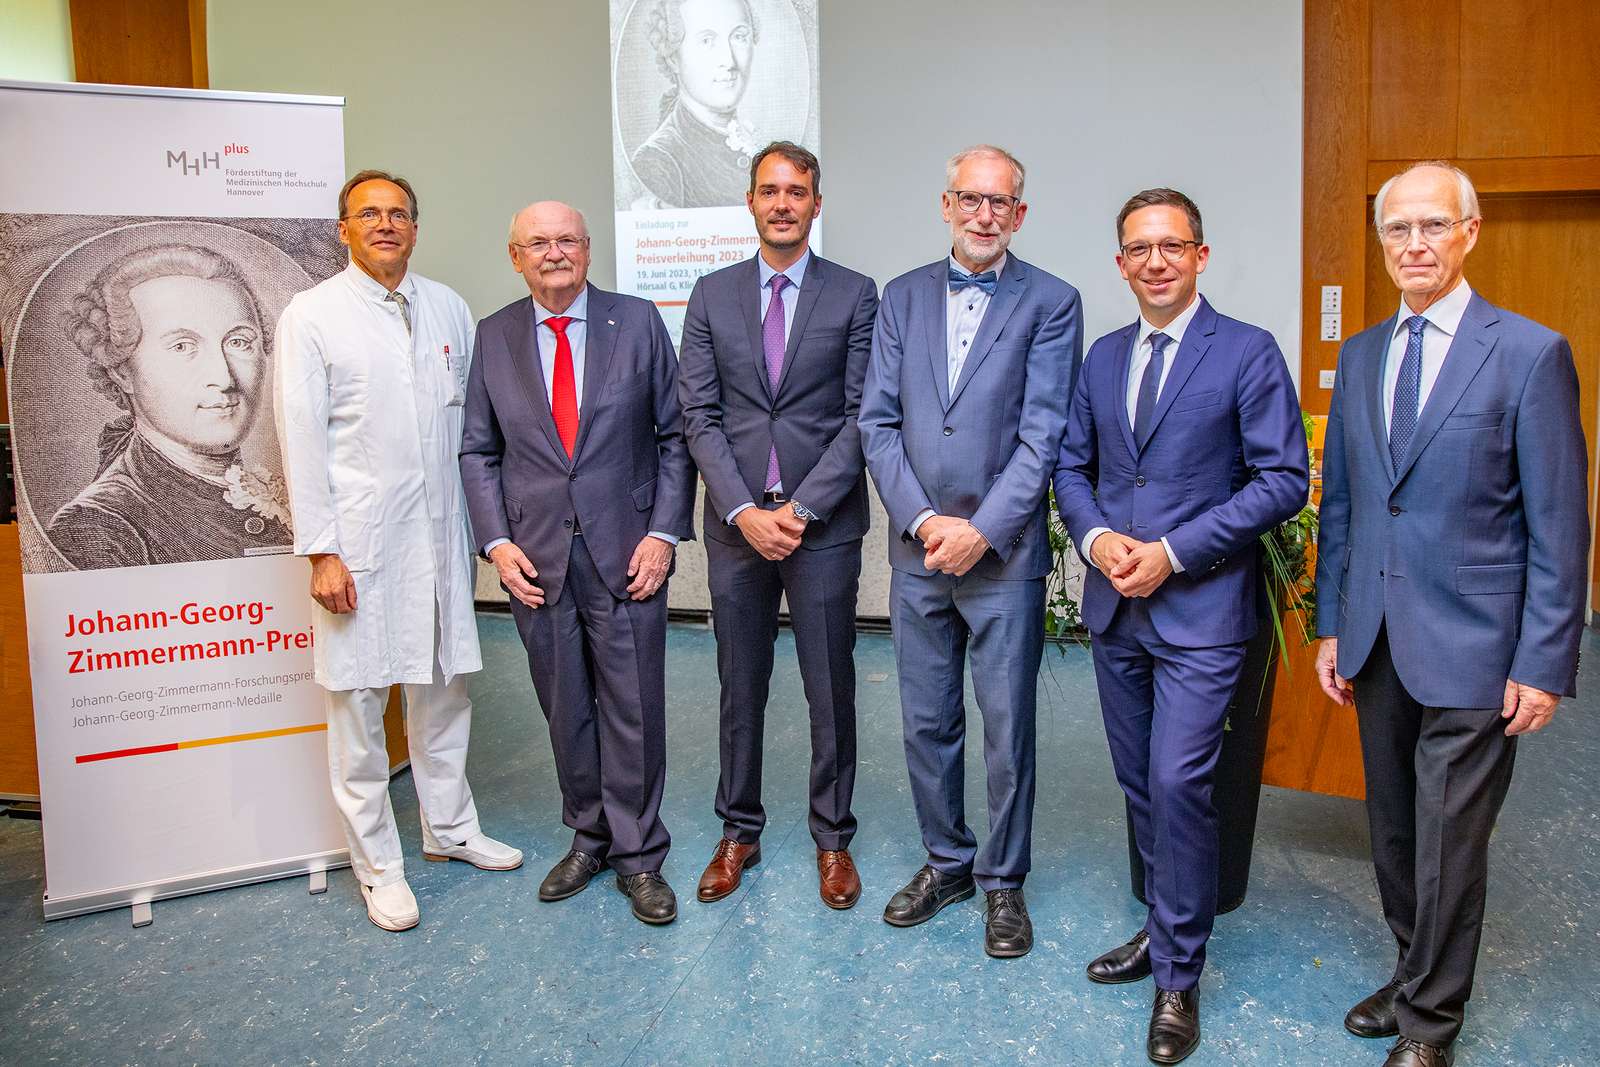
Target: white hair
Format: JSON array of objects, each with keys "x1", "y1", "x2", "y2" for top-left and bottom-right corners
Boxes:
[
  {"x1": 945, "y1": 144, "x2": 1026, "y2": 199},
  {"x1": 1373, "y1": 160, "x2": 1481, "y2": 226},
  {"x1": 508, "y1": 202, "x2": 589, "y2": 243}
]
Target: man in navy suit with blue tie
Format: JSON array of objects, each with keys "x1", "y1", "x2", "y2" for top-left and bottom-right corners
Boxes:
[
  {"x1": 1316, "y1": 162, "x2": 1587, "y2": 1067},
  {"x1": 1055, "y1": 188, "x2": 1308, "y2": 1064},
  {"x1": 861, "y1": 145, "x2": 1082, "y2": 959}
]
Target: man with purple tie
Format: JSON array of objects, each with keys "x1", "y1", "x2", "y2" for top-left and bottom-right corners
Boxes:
[
  {"x1": 677, "y1": 142, "x2": 878, "y2": 910},
  {"x1": 1055, "y1": 188, "x2": 1308, "y2": 1064}
]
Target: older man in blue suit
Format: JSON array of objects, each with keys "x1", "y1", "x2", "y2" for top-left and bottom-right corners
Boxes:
[
  {"x1": 861, "y1": 144, "x2": 1082, "y2": 959},
  {"x1": 1316, "y1": 161, "x2": 1587, "y2": 1067},
  {"x1": 1055, "y1": 188, "x2": 1308, "y2": 1064}
]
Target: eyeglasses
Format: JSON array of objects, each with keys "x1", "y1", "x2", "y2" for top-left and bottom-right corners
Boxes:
[
  {"x1": 947, "y1": 189, "x2": 1020, "y2": 218},
  {"x1": 1119, "y1": 239, "x2": 1200, "y2": 263},
  {"x1": 342, "y1": 208, "x2": 415, "y2": 229},
  {"x1": 1377, "y1": 217, "x2": 1471, "y2": 246},
  {"x1": 513, "y1": 237, "x2": 590, "y2": 257}
]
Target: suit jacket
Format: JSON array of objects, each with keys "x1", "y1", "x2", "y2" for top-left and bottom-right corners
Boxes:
[
  {"x1": 677, "y1": 253, "x2": 878, "y2": 549},
  {"x1": 1315, "y1": 291, "x2": 1587, "y2": 708},
  {"x1": 459, "y1": 284, "x2": 696, "y2": 605},
  {"x1": 860, "y1": 254, "x2": 1082, "y2": 580},
  {"x1": 1054, "y1": 297, "x2": 1310, "y2": 647}
]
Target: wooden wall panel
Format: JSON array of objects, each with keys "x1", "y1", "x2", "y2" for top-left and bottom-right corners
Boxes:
[
  {"x1": 1367, "y1": 0, "x2": 1459, "y2": 162},
  {"x1": 1458, "y1": 0, "x2": 1600, "y2": 159},
  {"x1": 1263, "y1": 635, "x2": 1366, "y2": 800},
  {"x1": 69, "y1": 0, "x2": 207, "y2": 89},
  {"x1": 0, "y1": 524, "x2": 40, "y2": 798}
]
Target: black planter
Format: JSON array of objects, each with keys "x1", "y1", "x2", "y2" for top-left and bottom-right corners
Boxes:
[{"x1": 1126, "y1": 589, "x2": 1281, "y2": 916}]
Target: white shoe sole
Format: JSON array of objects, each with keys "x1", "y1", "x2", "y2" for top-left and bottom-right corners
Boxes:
[{"x1": 423, "y1": 849, "x2": 524, "y2": 871}]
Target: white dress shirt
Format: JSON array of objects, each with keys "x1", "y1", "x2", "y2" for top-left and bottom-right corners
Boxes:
[
  {"x1": 1081, "y1": 293, "x2": 1204, "y2": 574},
  {"x1": 484, "y1": 286, "x2": 675, "y2": 553},
  {"x1": 908, "y1": 253, "x2": 1009, "y2": 539},
  {"x1": 725, "y1": 248, "x2": 812, "y2": 524},
  {"x1": 1383, "y1": 278, "x2": 1472, "y2": 433}
]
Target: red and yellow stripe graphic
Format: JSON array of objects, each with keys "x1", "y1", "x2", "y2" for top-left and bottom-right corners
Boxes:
[{"x1": 76, "y1": 723, "x2": 326, "y2": 764}]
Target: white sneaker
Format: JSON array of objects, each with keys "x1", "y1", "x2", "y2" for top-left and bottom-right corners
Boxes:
[
  {"x1": 423, "y1": 832, "x2": 524, "y2": 871},
  {"x1": 360, "y1": 879, "x2": 420, "y2": 931}
]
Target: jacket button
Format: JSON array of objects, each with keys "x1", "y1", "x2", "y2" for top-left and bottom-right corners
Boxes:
[
  {"x1": 943, "y1": 427, "x2": 953, "y2": 436},
  {"x1": 1379, "y1": 570, "x2": 1385, "y2": 578},
  {"x1": 569, "y1": 473, "x2": 577, "y2": 482},
  {"x1": 563, "y1": 519, "x2": 573, "y2": 529},
  {"x1": 1135, "y1": 476, "x2": 1147, "y2": 487},
  {"x1": 1390, "y1": 505, "x2": 1402, "y2": 516},
  {"x1": 771, "y1": 412, "x2": 780, "y2": 420}
]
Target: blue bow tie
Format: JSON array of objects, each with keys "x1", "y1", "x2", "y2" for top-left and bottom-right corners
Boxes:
[{"x1": 948, "y1": 267, "x2": 998, "y2": 296}]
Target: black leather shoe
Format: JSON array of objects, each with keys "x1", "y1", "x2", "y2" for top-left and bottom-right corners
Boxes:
[
  {"x1": 1345, "y1": 978, "x2": 1404, "y2": 1038},
  {"x1": 1148, "y1": 987, "x2": 1200, "y2": 1065},
  {"x1": 882, "y1": 864, "x2": 976, "y2": 927},
  {"x1": 1383, "y1": 1037, "x2": 1455, "y2": 1066},
  {"x1": 538, "y1": 849, "x2": 606, "y2": 902},
  {"x1": 616, "y1": 871, "x2": 678, "y2": 925},
  {"x1": 1087, "y1": 929, "x2": 1152, "y2": 984},
  {"x1": 983, "y1": 888, "x2": 1033, "y2": 958}
]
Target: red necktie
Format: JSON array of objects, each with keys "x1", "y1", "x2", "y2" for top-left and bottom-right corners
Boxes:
[{"x1": 544, "y1": 315, "x2": 578, "y2": 457}]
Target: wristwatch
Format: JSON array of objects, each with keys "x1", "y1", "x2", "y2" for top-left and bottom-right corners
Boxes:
[{"x1": 791, "y1": 500, "x2": 818, "y2": 522}]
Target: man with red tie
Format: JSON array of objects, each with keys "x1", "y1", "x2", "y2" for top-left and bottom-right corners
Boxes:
[{"x1": 459, "y1": 201, "x2": 696, "y2": 925}]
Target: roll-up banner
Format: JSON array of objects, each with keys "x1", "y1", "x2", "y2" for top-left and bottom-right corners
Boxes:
[
  {"x1": 610, "y1": 0, "x2": 821, "y2": 340},
  {"x1": 0, "y1": 80, "x2": 350, "y2": 920}
]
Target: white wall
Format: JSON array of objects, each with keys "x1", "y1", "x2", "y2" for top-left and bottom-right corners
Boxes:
[
  {"x1": 209, "y1": 0, "x2": 1303, "y2": 617},
  {"x1": 0, "y1": 0, "x2": 74, "y2": 82}
]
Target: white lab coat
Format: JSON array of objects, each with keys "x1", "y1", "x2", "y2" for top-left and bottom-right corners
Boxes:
[{"x1": 273, "y1": 262, "x2": 482, "y2": 691}]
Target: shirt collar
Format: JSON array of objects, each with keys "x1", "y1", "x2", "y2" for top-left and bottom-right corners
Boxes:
[
  {"x1": 948, "y1": 251, "x2": 1008, "y2": 284},
  {"x1": 531, "y1": 286, "x2": 589, "y2": 326},
  {"x1": 758, "y1": 247, "x2": 811, "y2": 291},
  {"x1": 1136, "y1": 292, "x2": 1203, "y2": 351},
  {"x1": 344, "y1": 259, "x2": 416, "y2": 302},
  {"x1": 1393, "y1": 277, "x2": 1472, "y2": 339}
]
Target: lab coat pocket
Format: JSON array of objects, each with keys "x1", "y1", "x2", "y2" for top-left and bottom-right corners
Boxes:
[{"x1": 443, "y1": 348, "x2": 468, "y2": 407}]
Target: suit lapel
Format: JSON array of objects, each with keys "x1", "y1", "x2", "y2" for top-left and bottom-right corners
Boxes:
[
  {"x1": 1137, "y1": 296, "x2": 1216, "y2": 454},
  {"x1": 1391, "y1": 294, "x2": 1499, "y2": 487},
  {"x1": 572, "y1": 284, "x2": 618, "y2": 464},
  {"x1": 1110, "y1": 322, "x2": 1140, "y2": 460},
  {"x1": 508, "y1": 298, "x2": 569, "y2": 465},
  {"x1": 739, "y1": 257, "x2": 773, "y2": 403},
  {"x1": 775, "y1": 255, "x2": 824, "y2": 400},
  {"x1": 921, "y1": 261, "x2": 951, "y2": 410},
  {"x1": 948, "y1": 259, "x2": 1025, "y2": 409},
  {"x1": 1365, "y1": 314, "x2": 1397, "y2": 485}
]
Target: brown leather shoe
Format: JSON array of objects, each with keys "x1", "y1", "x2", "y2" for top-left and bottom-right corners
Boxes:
[
  {"x1": 817, "y1": 849, "x2": 861, "y2": 909},
  {"x1": 697, "y1": 838, "x2": 761, "y2": 902}
]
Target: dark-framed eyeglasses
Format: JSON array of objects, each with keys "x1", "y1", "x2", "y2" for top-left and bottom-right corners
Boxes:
[
  {"x1": 342, "y1": 208, "x2": 415, "y2": 229},
  {"x1": 513, "y1": 236, "x2": 590, "y2": 258},
  {"x1": 1119, "y1": 239, "x2": 1200, "y2": 263},
  {"x1": 1376, "y1": 217, "x2": 1471, "y2": 246},
  {"x1": 947, "y1": 189, "x2": 1020, "y2": 218}
]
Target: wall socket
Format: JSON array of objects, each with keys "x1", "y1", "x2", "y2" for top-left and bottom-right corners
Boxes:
[{"x1": 1319, "y1": 369, "x2": 1337, "y2": 389}]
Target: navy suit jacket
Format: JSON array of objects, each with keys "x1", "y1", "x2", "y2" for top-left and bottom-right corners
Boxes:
[
  {"x1": 458, "y1": 284, "x2": 696, "y2": 605},
  {"x1": 1316, "y1": 292, "x2": 1587, "y2": 708},
  {"x1": 860, "y1": 254, "x2": 1082, "y2": 579},
  {"x1": 676, "y1": 253, "x2": 878, "y2": 549},
  {"x1": 1055, "y1": 297, "x2": 1309, "y2": 647}
]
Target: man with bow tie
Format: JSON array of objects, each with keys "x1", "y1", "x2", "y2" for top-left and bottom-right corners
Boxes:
[
  {"x1": 860, "y1": 145, "x2": 1082, "y2": 959},
  {"x1": 459, "y1": 201, "x2": 696, "y2": 925}
]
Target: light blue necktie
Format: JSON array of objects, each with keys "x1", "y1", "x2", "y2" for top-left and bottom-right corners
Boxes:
[{"x1": 1390, "y1": 315, "x2": 1426, "y2": 474}]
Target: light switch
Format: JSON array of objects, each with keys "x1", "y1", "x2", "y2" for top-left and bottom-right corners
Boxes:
[
  {"x1": 1319, "y1": 369, "x2": 1337, "y2": 389},
  {"x1": 1320, "y1": 314, "x2": 1341, "y2": 342},
  {"x1": 1320, "y1": 285, "x2": 1342, "y2": 314}
]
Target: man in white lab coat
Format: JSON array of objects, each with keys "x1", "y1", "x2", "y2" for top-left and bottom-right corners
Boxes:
[{"x1": 274, "y1": 170, "x2": 522, "y2": 932}]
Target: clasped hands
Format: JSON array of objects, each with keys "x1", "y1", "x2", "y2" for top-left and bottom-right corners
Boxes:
[
  {"x1": 489, "y1": 534, "x2": 675, "y2": 607},
  {"x1": 1089, "y1": 530, "x2": 1173, "y2": 599},
  {"x1": 915, "y1": 515, "x2": 990, "y2": 576},
  {"x1": 735, "y1": 504, "x2": 808, "y2": 561}
]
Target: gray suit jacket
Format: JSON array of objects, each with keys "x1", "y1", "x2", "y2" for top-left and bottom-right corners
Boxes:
[
  {"x1": 459, "y1": 285, "x2": 696, "y2": 604},
  {"x1": 677, "y1": 253, "x2": 878, "y2": 549},
  {"x1": 860, "y1": 254, "x2": 1082, "y2": 579}
]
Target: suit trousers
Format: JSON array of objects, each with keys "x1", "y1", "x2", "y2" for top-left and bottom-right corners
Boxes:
[
  {"x1": 707, "y1": 525, "x2": 861, "y2": 850},
  {"x1": 510, "y1": 534, "x2": 671, "y2": 875},
  {"x1": 324, "y1": 646, "x2": 482, "y2": 888},
  {"x1": 1354, "y1": 624, "x2": 1518, "y2": 1047},
  {"x1": 890, "y1": 567, "x2": 1043, "y2": 890},
  {"x1": 1090, "y1": 597, "x2": 1246, "y2": 990}
]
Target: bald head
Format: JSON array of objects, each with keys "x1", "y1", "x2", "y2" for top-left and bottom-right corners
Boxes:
[{"x1": 508, "y1": 200, "x2": 592, "y2": 313}]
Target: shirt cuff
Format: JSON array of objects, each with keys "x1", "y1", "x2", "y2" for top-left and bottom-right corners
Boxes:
[
  {"x1": 1160, "y1": 536, "x2": 1184, "y2": 573},
  {"x1": 725, "y1": 502, "x2": 756, "y2": 525},
  {"x1": 647, "y1": 531, "x2": 679, "y2": 546},
  {"x1": 1082, "y1": 527, "x2": 1111, "y2": 564},
  {"x1": 482, "y1": 537, "x2": 510, "y2": 557},
  {"x1": 910, "y1": 508, "x2": 937, "y2": 540}
]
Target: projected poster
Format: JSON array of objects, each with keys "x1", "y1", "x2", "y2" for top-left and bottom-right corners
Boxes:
[
  {"x1": 0, "y1": 80, "x2": 349, "y2": 918},
  {"x1": 611, "y1": 0, "x2": 820, "y2": 339}
]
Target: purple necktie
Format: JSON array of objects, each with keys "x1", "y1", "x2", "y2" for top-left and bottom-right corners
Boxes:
[{"x1": 763, "y1": 274, "x2": 790, "y2": 491}]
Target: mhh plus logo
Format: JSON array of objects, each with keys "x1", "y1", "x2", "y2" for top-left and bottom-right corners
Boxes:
[{"x1": 166, "y1": 143, "x2": 251, "y2": 175}]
